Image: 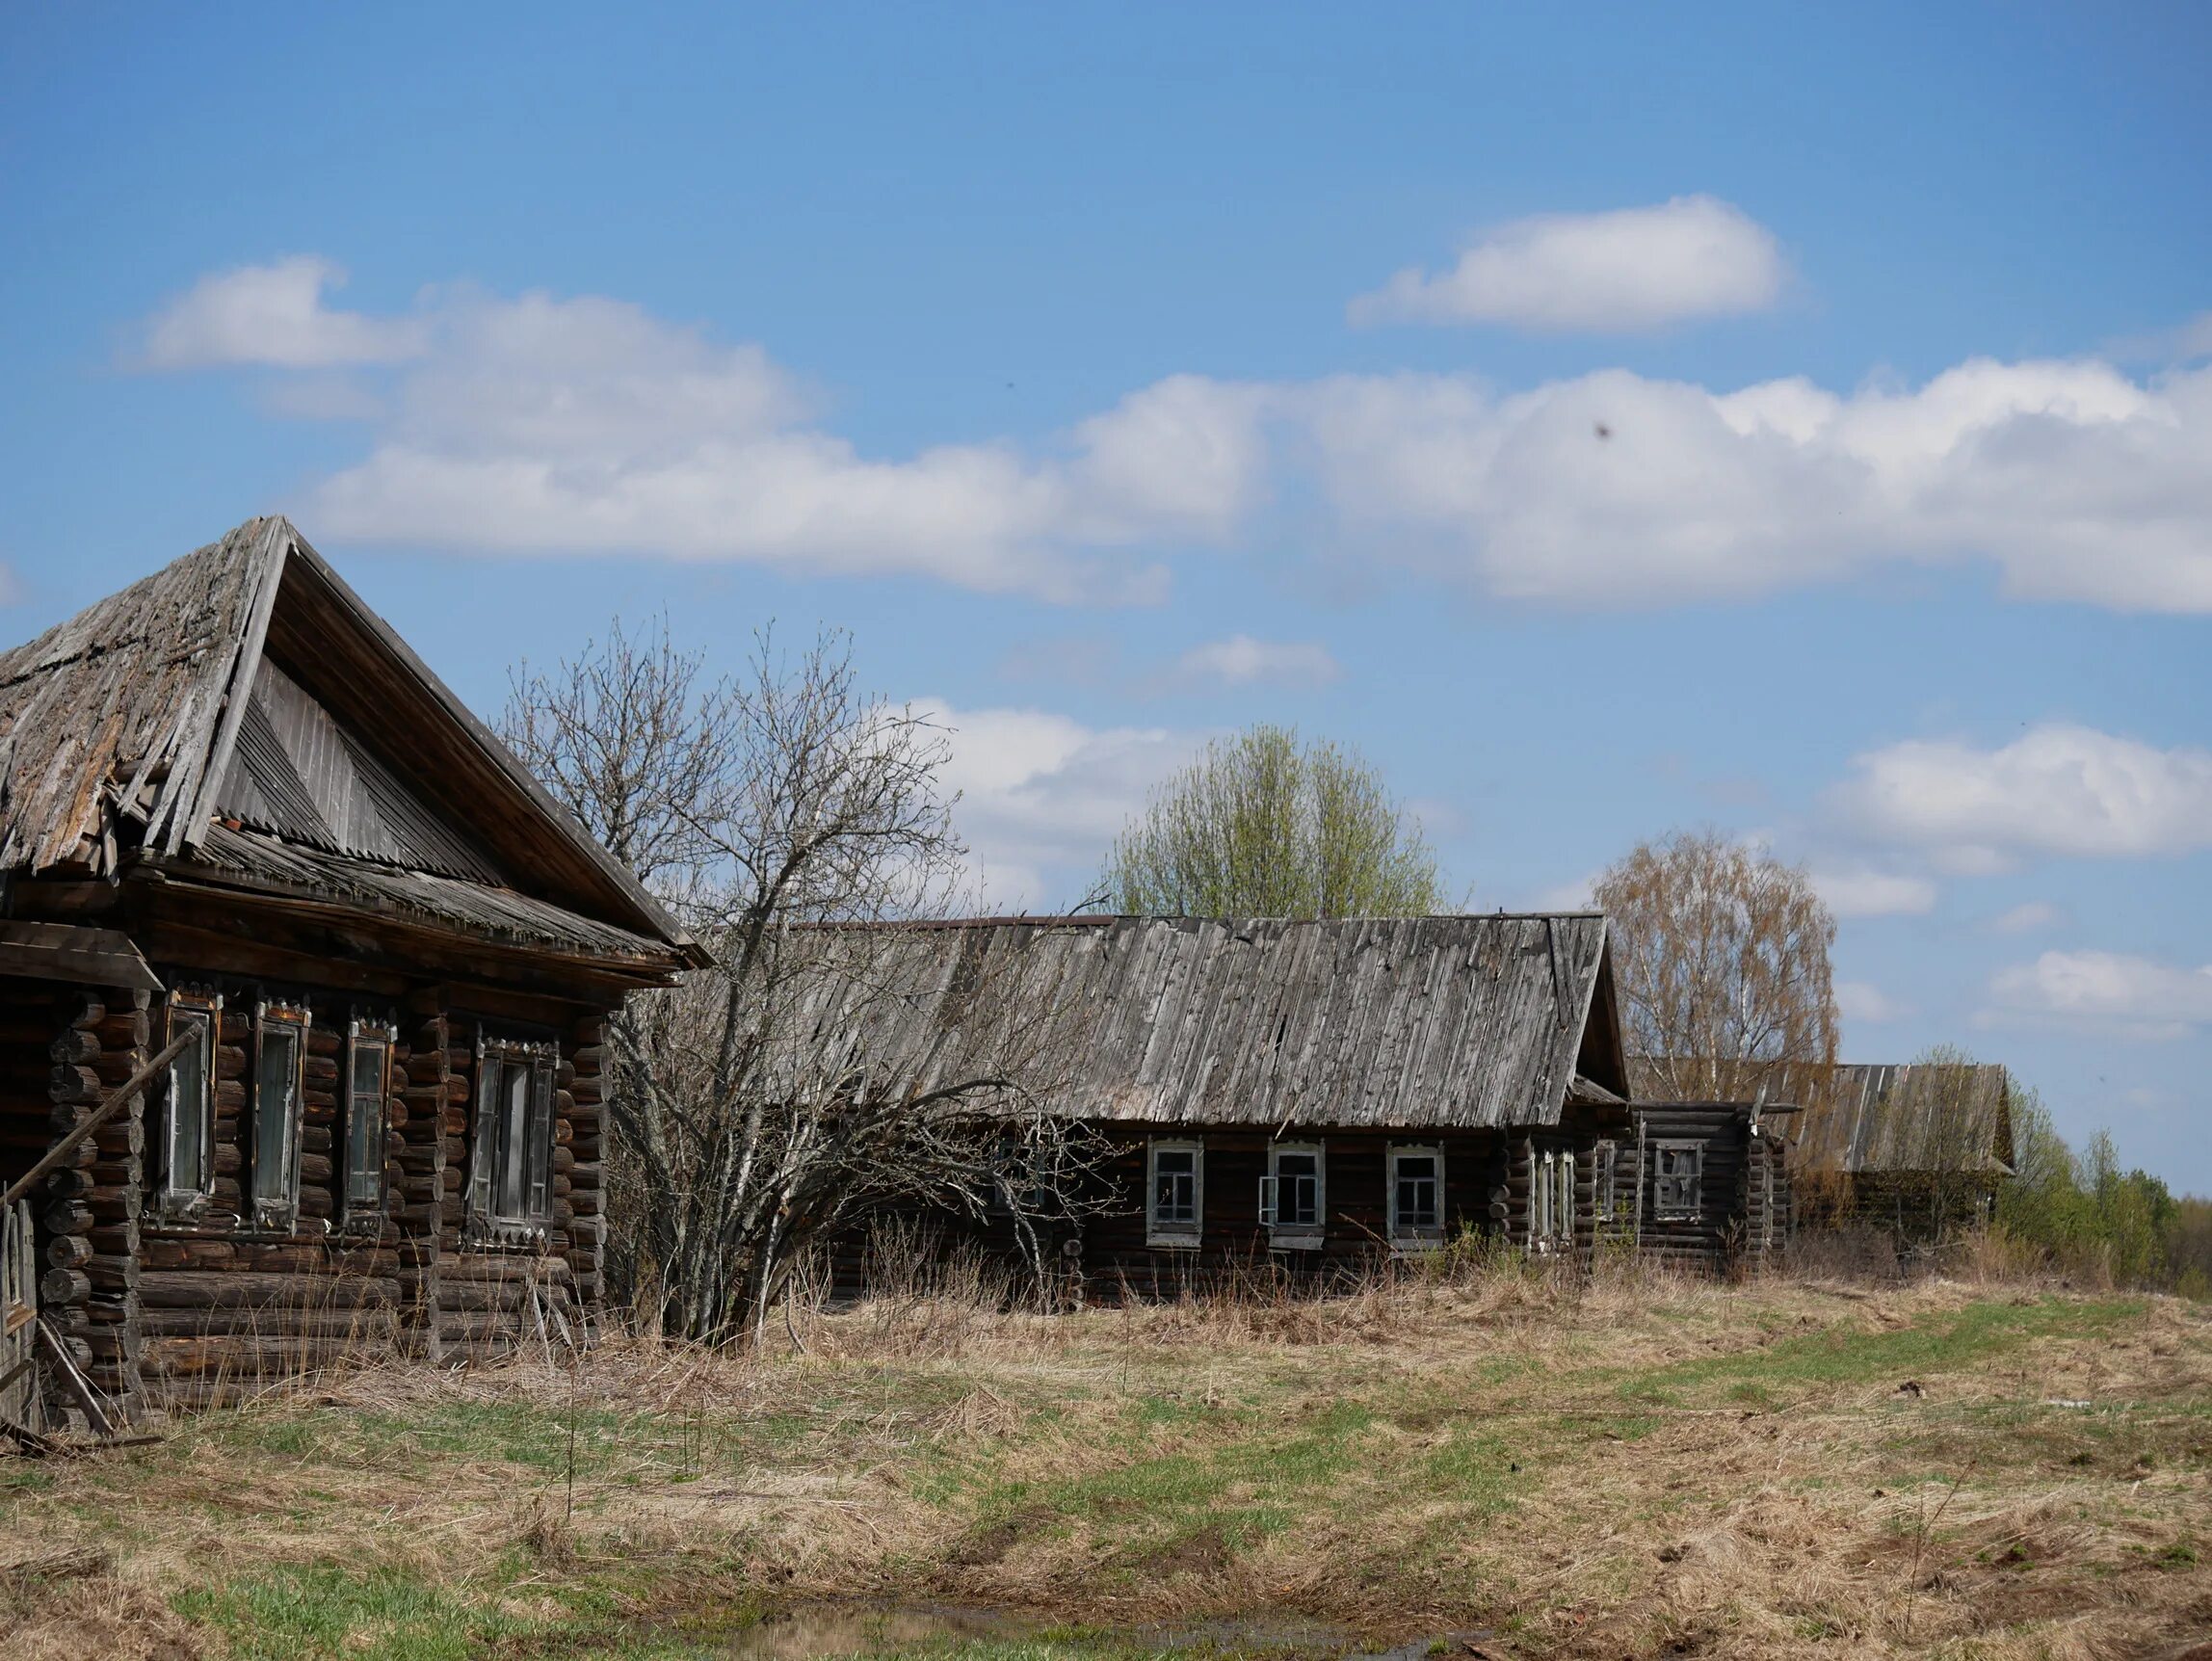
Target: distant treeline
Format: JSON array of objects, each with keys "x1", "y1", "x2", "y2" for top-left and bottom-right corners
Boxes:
[{"x1": 1995, "y1": 1086, "x2": 2212, "y2": 1297}]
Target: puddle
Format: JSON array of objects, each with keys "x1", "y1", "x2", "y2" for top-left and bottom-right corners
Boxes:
[{"x1": 712, "y1": 1599, "x2": 1487, "y2": 1660}]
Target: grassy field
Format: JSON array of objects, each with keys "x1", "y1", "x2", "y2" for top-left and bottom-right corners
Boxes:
[{"x1": 2, "y1": 1261, "x2": 2208, "y2": 1660}]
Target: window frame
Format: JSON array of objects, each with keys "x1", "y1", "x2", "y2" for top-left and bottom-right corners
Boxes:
[
  {"x1": 1557, "y1": 1150, "x2": 1576, "y2": 1245},
  {"x1": 1146, "y1": 1138, "x2": 1203, "y2": 1250},
  {"x1": 1260, "y1": 1141, "x2": 1325, "y2": 1251},
  {"x1": 1533, "y1": 1149, "x2": 1555, "y2": 1246},
  {"x1": 1387, "y1": 1143, "x2": 1445, "y2": 1250},
  {"x1": 467, "y1": 1030, "x2": 560, "y2": 1245},
  {"x1": 340, "y1": 1014, "x2": 397, "y2": 1234},
  {"x1": 1652, "y1": 1140, "x2": 1704, "y2": 1222},
  {"x1": 155, "y1": 989, "x2": 222, "y2": 1224},
  {"x1": 247, "y1": 998, "x2": 311, "y2": 1233},
  {"x1": 1593, "y1": 1141, "x2": 1619, "y2": 1224}
]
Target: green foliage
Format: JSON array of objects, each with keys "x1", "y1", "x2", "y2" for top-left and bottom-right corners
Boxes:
[
  {"x1": 1101, "y1": 724, "x2": 1444, "y2": 917},
  {"x1": 1994, "y1": 1087, "x2": 2208, "y2": 1294}
]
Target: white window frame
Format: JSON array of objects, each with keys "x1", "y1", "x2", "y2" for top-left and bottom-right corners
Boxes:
[
  {"x1": 1558, "y1": 1150, "x2": 1576, "y2": 1245},
  {"x1": 467, "y1": 1031, "x2": 559, "y2": 1246},
  {"x1": 1260, "y1": 1141, "x2": 1325, "y2": 1251},
  {"x1": 248, "y1": 998, "x2": 311, "y2": 1233},
  {"x1": 1652, "y1": 1140, "x2": 1703, "y2": 1222},
  {"x1": 1146, "y1": 1138, "x2": 1203, "y2": 1249},
  {"x1": 156, "y1": 990, "x2": 221, "y2": 1224},
  {"x1": 1387, "y1": 1144, "x2": 1445, "y2": 1250},
  {"x1": 1533, "y1": 1150, "x2": 1555, "y2": 1247}
]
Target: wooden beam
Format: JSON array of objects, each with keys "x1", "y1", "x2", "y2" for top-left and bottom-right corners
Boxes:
[{"x1": 0, "y1": 922, "x2": 163, "y2": 993}]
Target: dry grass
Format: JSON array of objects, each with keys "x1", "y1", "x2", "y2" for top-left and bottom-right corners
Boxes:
[{"x1": 1, "y1": 1260, "x2": 2207, "y2": 1658}]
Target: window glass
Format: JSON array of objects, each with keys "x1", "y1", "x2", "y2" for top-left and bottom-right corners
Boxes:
[
  {"x1": 1393, "y1": 1151, "x2": 1440, "y2": 1234},
  {"x1": 1153, "y1": 1148, "x2": 1197, "y2": 1225},
  {"x1": 1275, "y1": 1150, "x2": 1319, "y2": 1228},
  {"x1": 345, "y1": 1038, "x2": 388, "y2": 1213},
  {"x1": 497, "y1": 1060, "x2": 531, "y2": 1218},
  {"x1": 165, "y1": 1007, "x2": 214, "y2": 1203},
  {"x1": 251, "y1": 1019, "x2": 303, "y2": 1220}
]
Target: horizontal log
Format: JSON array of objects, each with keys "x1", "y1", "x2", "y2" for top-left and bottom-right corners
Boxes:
[
  {"x1": 86, "y1": 1254, "x2": 139, "y2": 1293},
  {"x1": 138, "y1": 1271, "x2": 401, "y2": 1310},
  {"x1": 45, "y1": 1233, "x2": 92, "y2": 1270},
  {"x1": 141, "y1": 1334, "x2": 392, "y2": 1380},
  {"x1": 139, "y1": 1306, "x2": 401, "y2": 1340},
  {"x1": 42, "y1": 1267, "x2": 91, "y2": 1305},
  {"x1": 439, "y1": 1252, "x2": 571, "y2": 1283}
]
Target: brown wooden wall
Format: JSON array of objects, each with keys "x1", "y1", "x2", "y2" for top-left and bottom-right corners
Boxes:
[
  {"x1": 1631, "y1": 1106, "x2": 1790, "y2": 1274},
  {"x1": 6, "y1": 970, "x2": 612, "y2": 1416}
]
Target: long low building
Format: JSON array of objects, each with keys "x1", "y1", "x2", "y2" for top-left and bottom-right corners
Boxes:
[{"x1": 803, "y1": 911, "x2": 1782, "y2": 1292}]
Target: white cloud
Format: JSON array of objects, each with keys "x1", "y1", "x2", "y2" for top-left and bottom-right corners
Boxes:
[
  {"x1": 1988, "y1": 900, "x2": 2064, "y2": 935},
  {"x1": 138, "y1": 256, "x2": 429, "y2": 369},
  {"x1": 917, "y1": 699, "x2": 1203, "y2": 908},
  {"x1": 300, "y1": 287, "x2": 1268, "y2": 601},
  {"x1": 1834, "y1": 980, "x2": 1910, "y2": 1023},
  {"x1": 1169, "y1": 634, "x2": 1341, "y2": 689},
  {"x1": 1830, "y1": 725, "x2": 2212, "y2": 860},
  {"x1": 1807, "y1": 866, "x2": 1939, "y2": 918},
  {"x1": 1284, "y1": 357, "x2": 2212, "y2": 611},
  {"x1": 1985, "y1": 949, "x2": 2212, "y2": 1040},
  {"x1": 137, "y1": 257, "x2": 2212, "y2": 613},
  {"x1": 1349, "y1": 197, "x2": 1788, "y2": 332}
]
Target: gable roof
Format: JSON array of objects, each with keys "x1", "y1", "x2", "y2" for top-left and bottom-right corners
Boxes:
[
  {"x1": 794, "y1": 912, "x2": 1625, "y2": 1131},
  {"x1": 1795, "y1": 1062, "x2": 2014, "y2": 1177},
  {"x1": 0, "y1": 516, "x2": 698, "y2": 968}
]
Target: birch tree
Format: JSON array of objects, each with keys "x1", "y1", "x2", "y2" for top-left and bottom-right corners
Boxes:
[
  {"x1": 1102, "y1": 724, "x2": 1443, "y2": 917},
  {"x1": 1596, "y1": 830, "x2": 1838, "y2": 1109}
]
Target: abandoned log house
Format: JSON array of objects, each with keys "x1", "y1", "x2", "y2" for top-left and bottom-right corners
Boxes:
[
  {"x1": 0, "y1": 515, "x2": 699, "y2": 1424},
  {"x1": 1792, "y1": 1061, "x2": 2014, "y2": 1241},
  {"x1": 810, "y1": 911, "x2": 1772, "y2": 1296}
]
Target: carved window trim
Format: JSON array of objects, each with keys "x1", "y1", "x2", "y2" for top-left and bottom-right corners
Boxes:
[
  {"x1": 1388, "y1": 1144, "x2": 1444, "y2": 1249},
  {"x1": 1261, "y1": 1141, "x2": 1325, "y2": 1250},
  {"x1": 1146, "y1": 1138, "x2": 1202, "y2": 1249},
  {"x1": 467, "y1": 1030, "x2": 558, "y2": 1248}
]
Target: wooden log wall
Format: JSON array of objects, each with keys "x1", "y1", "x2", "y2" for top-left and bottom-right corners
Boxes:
[
  {"x1": 1631, "y1": 1106, "x2": 1757, "y2": 1274},
  {"x1": 28, "y1": 987, "x2": 153, "y2": 1425}
]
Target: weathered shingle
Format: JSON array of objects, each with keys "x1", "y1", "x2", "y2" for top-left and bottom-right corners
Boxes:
[{"x1": 792, "y1": 913, "x2": 1621, "y2": 1130}]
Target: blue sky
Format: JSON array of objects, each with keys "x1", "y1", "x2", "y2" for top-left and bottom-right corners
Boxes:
[{"x1": 4, "y1": 4, "x2": 2209, "y2": 1188}]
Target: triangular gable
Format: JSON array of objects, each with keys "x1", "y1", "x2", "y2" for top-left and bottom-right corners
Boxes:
[{"x1": 0, "y1": 515, "x2": 696, "y2": 961}]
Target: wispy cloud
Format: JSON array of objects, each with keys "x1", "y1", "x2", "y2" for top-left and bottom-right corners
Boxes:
[
  {"x1": 1808, "y1": 866, "x2": 1939, "y2": 918},
  {"x1": 1988, "y1": 900, "x2": 2064, "y2": 936},
  {"x1": 1834, "y1": 980, "x2": 1911, "y2": 1023},
  {"x1": 1349, "y1": 197, "x2": 1788, "y2": 332},
  {"x1": 1167, "y1": 634, "x2": 1341, "y2": 690},
  {"x1": 136, "y1": 256, "x2": 429, "y2": 369},
  {"x1": 1830, "y1": 725, "x2": 2212, "y2": 861},
  {"x1": 1985, "y1": 949, "x2": 2212, "y2": 1040}
]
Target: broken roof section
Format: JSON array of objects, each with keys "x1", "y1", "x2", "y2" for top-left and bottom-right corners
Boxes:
[
  {"x1": 787, "y1": 912, "x2": 1627, "y2": 1131},
  {"x1": 1794, "y1": 1062, "x2": 2014, "y2": 1176},
  {"x1": 0, "y1": 515, "x2": 699, "y2": 970}
]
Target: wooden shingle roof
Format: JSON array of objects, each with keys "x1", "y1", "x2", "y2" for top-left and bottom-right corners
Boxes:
[
  {"x1": 1795, "y1": 1062, "x2": 2014, "y2": 1177},
  {"x1": 0, "y1": 516, "x2": 698, "y2": 970},
  {"x1": 789, "y1": 912, "x2": 1626, "y2": 1131}
]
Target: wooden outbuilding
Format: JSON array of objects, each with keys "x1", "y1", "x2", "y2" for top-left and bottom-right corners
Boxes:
[
  {"x1": 814, "y1": 912, "x2": 1643, "y2": 1296},
  {"x1": 0, "y1": 516, "x2": 698, "y2": 1423},
  {"x1": 1623, "y1": 1100, "x2": 1793, "y2": 1273},
  {"x1": 1792, "y1": 1061, "x2": 2014, "y2": 1242}
]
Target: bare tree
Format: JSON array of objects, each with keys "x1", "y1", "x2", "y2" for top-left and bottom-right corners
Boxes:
[
  {"x1": 1596, "y1": 830, "x2": 1838, "y2": 1109},
  {"x1": 1103, "y1": 724, "x2": 1444, "y2": 917},
  {"x1": 505, "y1": 620, "x2": 1093, "y2": 1345}
]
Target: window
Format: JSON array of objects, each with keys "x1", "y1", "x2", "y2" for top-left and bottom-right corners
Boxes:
[
  {"x1": 1146, "y1": 1139, "x2": 1202, "y2": 1248},
  {"x1": 249, "y1": 1000, "x2": 310, "y2": 1231},
  {"x1": 1534, "y1": 1151, "x2": 1554, "y2": 1244},
  {"x1": 342, "y1": 1015, "x2": 395, "y2": 1231},
  {"x1": 1260, "y1": 1143, "x2": 1324, "y2": 1249},
  {"x1": 1653, "y1": 1142, "x2": 1703, "y2": 1221},
  {"x1": 1593, "y1": 1141, "x2": 1619, "y2": 1224},
  {"x1": 1557, "y1": 1151, "x2": 1576, "y2": 1243},
  {"x1": 1388, "y1": 1146, "x2": 1443, "y2": 1247},
  {"x1": 469, "y1": 1033, "x2": 557, "y2": 1240},
  {"x1": 156, "y1": 991, "x2": 220, "y2": 1222}
]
